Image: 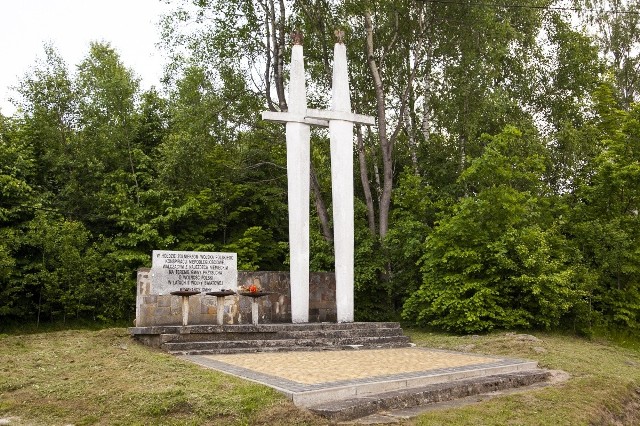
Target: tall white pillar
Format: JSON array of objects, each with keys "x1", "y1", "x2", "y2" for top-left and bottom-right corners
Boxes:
[
  {"x1": 306, "y1": 40, "x2": 374, "y2": 323},
  {"x1": 330, "y1": 42, "x2": 355, "y2": 322},
  {"x1": 286, "y1": 43, "x2": 310, "y2": 323},
  {"x1": 265, "y1": 33, "x2": 374, "y2": 324},
  {"x1": 264, "y1": 37, "x2": 329, "y2": 323}
]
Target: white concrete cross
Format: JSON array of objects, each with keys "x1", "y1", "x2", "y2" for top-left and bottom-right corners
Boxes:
[
  {"x1": 262, "y1": 32, "x2": 374, "y2": 323},
  {"x1": 306, "y1": 39, "x2": 374, "y2": 323}
]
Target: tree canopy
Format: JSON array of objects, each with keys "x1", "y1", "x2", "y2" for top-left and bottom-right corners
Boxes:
[{"x1": 1, "y1": 0, "x2": 638, "y2": 333}]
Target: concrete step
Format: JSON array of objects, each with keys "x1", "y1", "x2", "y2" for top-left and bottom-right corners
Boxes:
[
  {"x1": 130, "y1": 322, "x2": 411, "y2": 352},
  {"x1": 163, "y1": 335, "x2": 412, "y2": 354},
  {"x1": 131, "y1": 322, "x2": 403, "y2": 337},
  {"x1": 171, "y1": 341, "x2": 413, "y2": 355},
  {"x1": 308, "y1": 369, "x2": 551, "y2": 422},
  {"x1": 160, "y1": 327, "x2": 406, "y2": 343}
]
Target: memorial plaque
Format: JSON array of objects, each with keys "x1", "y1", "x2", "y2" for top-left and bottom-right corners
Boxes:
[{"x1": 150, "y1": 250, "x2": 237, "y2": 294}]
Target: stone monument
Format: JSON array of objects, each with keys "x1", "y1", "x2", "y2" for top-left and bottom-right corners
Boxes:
[{"x1": 263, "y1": 30, "x2": 374, "y2": 323}]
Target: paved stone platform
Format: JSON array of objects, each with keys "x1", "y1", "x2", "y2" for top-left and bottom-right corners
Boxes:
[{"x1": 180, "y1": 347, "x2": 540, "y2": 407}]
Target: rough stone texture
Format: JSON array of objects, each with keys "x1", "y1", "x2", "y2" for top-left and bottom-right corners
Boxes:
[
  {"x1": 130, "y1": 322, "x2": 410, "y2": 354},
  {"x1": 135, "y1": 269, "x2": 336, "y2": 326},
  {"x1": 157, "y1": 295, "x2": 171, "y2": 307}
]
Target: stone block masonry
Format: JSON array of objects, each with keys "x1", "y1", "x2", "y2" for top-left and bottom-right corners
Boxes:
[{"x1": 135, "y1": 268, "x2": 337, "y2": 326}]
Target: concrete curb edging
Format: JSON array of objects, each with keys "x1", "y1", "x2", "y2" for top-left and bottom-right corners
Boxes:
[{"x1": 308, "y1": 369, "x2": 551, "y2": 422}]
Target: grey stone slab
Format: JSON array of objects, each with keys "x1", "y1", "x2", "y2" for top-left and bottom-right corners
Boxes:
[
  {"x1": 143, "y1": 295, "x2": 157, "y2": 304},
  {"x1": 293, "y1": 387, "x2": 364, "y2": 406},
  {"x1": 337, "y1": 413, "x2": 401, "y2": 425},
  {"x1": 157, "y1": 295, "x2": 171, "y2": 307},
  {"x1": 154, "y1": 307, "x2": 171, "y2": 318}
]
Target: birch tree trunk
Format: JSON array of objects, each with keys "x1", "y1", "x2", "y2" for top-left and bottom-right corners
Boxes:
[
  {"x1": 365, "y1": 10, "x2": 393, "y2": 240},
  {"x1": 357, "y1": 125, "x2": 376, "y2": 235},
  {"x1": 311, "y1": 164, "x2": 333, "y2": 242}
]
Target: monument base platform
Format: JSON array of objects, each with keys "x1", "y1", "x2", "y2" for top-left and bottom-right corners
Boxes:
[
  {"x1": 129, "y1": 322, "x2": 411, "y2": 355},
  {"x1": 180, "y1": 347, "x2": 554, "y2": 422}
]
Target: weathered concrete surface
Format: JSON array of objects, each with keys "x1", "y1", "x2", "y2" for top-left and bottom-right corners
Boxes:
[
  {"x1": 135, "y1": 269, "x2": 336, "y2": 326},
  {"x1": 129, "y1": 322, "x2": 410, "y2": 354},
  {"x1": 285, "y1": 42, "x2": 311, "y2": 323}
]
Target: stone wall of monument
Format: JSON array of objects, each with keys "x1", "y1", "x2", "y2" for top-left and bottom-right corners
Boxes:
[{"x1": 135, "y1": 268, "x2": 337, "y2": 326}]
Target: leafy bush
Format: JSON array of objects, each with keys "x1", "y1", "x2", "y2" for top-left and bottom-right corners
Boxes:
[{"x1": 403, "y1": 127, "x2": 584, "y2": 332}]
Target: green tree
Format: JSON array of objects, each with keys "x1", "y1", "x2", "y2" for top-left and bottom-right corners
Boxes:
[
  {"x1": 5, "y1": 43, "x2": 154, "y2": 323},
  {"x1": 21, "y1": 212, "x2": 91, "y2": 323},
  {"x1": 587, "y1": 0, "x2": 640, "y2": 110},
  {"x1": 13, "y1": 44, "x2": 76, "y2": 196},
  {"x1": 571, "y1": 84, "x2": 640, "y2": 329},
  {"x1": 0, "y1": 114, "x2": 35, "y2": 319},
  {"x1": 403, "y1": 127, "x2": 582, "y2": 332}
]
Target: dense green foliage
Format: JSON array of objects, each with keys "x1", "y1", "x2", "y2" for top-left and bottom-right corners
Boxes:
[
  {"x1": 404, "y1": 127, "x2": 582, "y2": 332},
  {"x1": 1, "y1": 0, "x2": 638, "y2": 334}
]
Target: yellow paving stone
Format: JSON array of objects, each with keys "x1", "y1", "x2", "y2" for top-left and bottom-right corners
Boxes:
[{"x1": 203, "y1": 348, "x2": 498, "y2": 384}]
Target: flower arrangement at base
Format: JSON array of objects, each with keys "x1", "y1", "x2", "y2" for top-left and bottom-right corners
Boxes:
[{"x1": 240, "y1": 283, "x2": 261, "y2": 293}]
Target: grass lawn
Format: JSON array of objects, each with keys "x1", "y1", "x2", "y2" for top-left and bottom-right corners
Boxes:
[
  {"x1": 0, "y1": 328, "x2": 323, "y2": 425},
  {"x1": 404, "y1": 329, "x2": 640, "y2": 425},
  {"x1": 1, "y1": 327, "x2": 639, "y2": 425}
]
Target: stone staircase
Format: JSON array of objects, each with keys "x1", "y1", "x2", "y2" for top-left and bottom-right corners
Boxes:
[{"x1": 129, "y1": 322, "x2": 412, "y2": 355}]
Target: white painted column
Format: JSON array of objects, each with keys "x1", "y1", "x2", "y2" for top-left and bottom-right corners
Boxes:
[
  {"x1": 330, "y1": 42, "x2": 355, "y2": 323},
  {"x1": 286, "y1": 44, "x2": 310, "y2": 323},
  {"x1": 305, "y1": 41, "x2": 373, "y2": 322},
  {"x1": 216, "y1": 296, "x2": 225, "y2": 325},
  {"x1": 251, "y1": 298, "x2": 260, "y2": 325},
  {"x1": 264, "y1": 35, "x2": 373, "y2": 324},
  {"x1": 181, "y1": 296, "x2": 190, "y2": 326}
]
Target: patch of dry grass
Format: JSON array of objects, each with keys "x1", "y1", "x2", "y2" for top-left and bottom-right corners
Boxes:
[
  {"x1": 0, "y1": 328, "x2": 327, "y2": 425},
  {"x1": 404, "y1": 329, "x2": 640, "y2": 425},
  {"x1": 2, "y1": 328, "x2": 640, "y2": 425}
]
